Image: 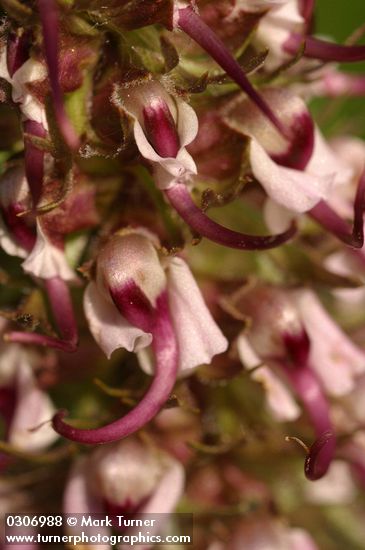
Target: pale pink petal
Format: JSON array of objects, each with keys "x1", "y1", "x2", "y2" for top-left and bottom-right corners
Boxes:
[
  {"x1": 255, "y1": 0, "x2": 305, "y2": 70},
  {"x1": 84, "y1": 282, "x2": 152, "y2": 359},
  {"x1": 0, "y1": 218, "x2": 27, "y2": 258},
  {"x1": 237, "y1": 334, "x2": 300, "y2": 421},
  {"x1": 13, "y1": 61, "x2": 48, "y2": 127},
  {"x1": 1, "y1": 49, "x2": 48, "y2": 126},
  {"x1": 330, "y1": 136, "x2": 365, "y2": 178},
  {"x1": 288, "y1": 529, "x2": 319, "y2": 550},
  {"x1": 64, "y1": 457, "x2": 110, "y2": 548},
  {"x1": 295, "y1": 290, "x2": 365, "y2": 396},
  {"x1": 263, "y1": 197, "x2": 297, "y2": 233},
  {"x1": 249, "y1": 139, "x2": 333, "y2": 212},
  {"x1": 22, "y1": 221, "x2": 76, "y2": 281},
  {"x1": 119, "y1": 458, "x2": 185, "y2": 550},
  {"x1": 7, "y1": 349, "x2": 58, "y2": 451},
  {"x1": 228, "y1": 0, "x2": 287, "y2": 16},
  {"x1": 223, "y1": 88, "x2": 309, "y2": 158},
  {"x1": 166, "y1": 257, "x2": 228, "y2": 371},
  {"x1": 324, "y1": 251, "x2": 365, "y2": 305},
  {"x1": 0, "y1": 48, "x2": 10, "y2": 81},
  {"x1": 176, "y1": 100, "x2": 199, "y2": 148},
  {"x1": 304, "y1": 460, "x2": 356, "y2": 505},
  {"x1": 306, "y1": 128, "x2": 354, "y2": 188},
  {"x1": 141, "y1": 458, "x2": 184, "y2": 514}
]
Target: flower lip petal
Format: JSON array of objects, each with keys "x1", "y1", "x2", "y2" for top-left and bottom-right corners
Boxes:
[
  {"x1": 166, "y1": 256, "x2": 228, "y2": 371},
  {"x1": 249, "y1": 139, "x2": 334, "y2": 213},
  {"x1": 84, "y1": 281, "x2": 152, "y2": 360},
  {"x1": 21, "y1": 221, "x2": 77, "y2": 282}
]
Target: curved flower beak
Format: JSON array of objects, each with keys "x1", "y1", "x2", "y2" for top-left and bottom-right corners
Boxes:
[{"x1": 52, "y1": 228, "x2": 227, "y2": 444}]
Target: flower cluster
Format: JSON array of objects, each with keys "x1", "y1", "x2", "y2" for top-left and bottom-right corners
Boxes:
[{"x1": 0, "y1": 0, "x2": 365, "y2": 548}]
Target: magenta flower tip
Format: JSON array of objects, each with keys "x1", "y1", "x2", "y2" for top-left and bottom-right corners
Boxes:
[
  {"x1": 52, "y1": 291, "x2": 179, "y2": 445},
  {"x1": 304, "y1": 430, "x2": 336, "y2": 481},
  {"x1": 310, "y1": 169, "x2": 365, "y2": 249},
  {"x1": 286, "y1": 33, "x2": 365, "y2": 63}
]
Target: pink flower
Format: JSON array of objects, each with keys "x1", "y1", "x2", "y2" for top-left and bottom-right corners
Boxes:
[
  {"x1": 223, "y1": 87, "x2": 352, "y2": 230},
  {"x1": 115, "y1": 78, "x2": 198, "y2": 190},
  {"x1": 0, "y1": 344, "x2": 57, "y2": 453},
  {"x1": 253, "y1": 0, "x2": 305, "y2": 70},
  {"x1": 0, "y1": 165, "x2": 79, "y2": 352},
  {"x1": 64, "y1": 438, "x2": 184, "y2": 549},
  {"x1": 52, "y1": 227, "x2": 227, "y2": 444},
  {"x1": 226, "y1": 284, "x2": 365, "y2": 479}
]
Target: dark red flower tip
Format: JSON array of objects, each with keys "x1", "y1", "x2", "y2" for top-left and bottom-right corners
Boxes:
[
  {"x1": 310, "y1": 169, "x2": 365, "y2": 248},
  {"x1": 143, "y1": 100, "x2": 180, "y2": 158},
  {"x1": 6, "y1": 30, "x2": 31, "y2": 78},
  {"x1": 271, "y1": 112, "x2": 315, "y2": 171},
  {"x1": 305, "y1": 431, "x2": 336, "y2": 481}
]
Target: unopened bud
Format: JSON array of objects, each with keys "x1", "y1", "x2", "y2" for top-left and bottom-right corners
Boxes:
[{"x1": 96, "y1": 229, "x2": 167, "y2": 328}]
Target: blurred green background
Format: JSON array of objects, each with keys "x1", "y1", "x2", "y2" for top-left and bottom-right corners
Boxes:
[{"x1": 312, "y1": 0, "x2": 365, "y2": 138}]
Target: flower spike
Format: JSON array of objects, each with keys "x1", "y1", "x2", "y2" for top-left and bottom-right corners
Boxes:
[
  {"x1": 165, "y1": 183, "x2": 296, "y2": 250},
  {"x1": 52, "y1": 291, "x2": 179, "y2": 444},
  {"x1": 176, "y1": 5, "x2": 291, "y2": 140},
  {"x1": 310, "y1": 169, "x2": 365, "y2": 248},
  {"x1": 37, "y1": 0, "x2": 80, "y2": 151},
  {"x1": 286, "y1": 33, "x2": 365, "y2": 63}
]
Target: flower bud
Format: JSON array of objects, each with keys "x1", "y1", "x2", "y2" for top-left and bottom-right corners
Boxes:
[
  {"x1": 115, "y1": 79, "x2": 198, "y2": 189},
  {"x1": 230, "y1": 285, "x2": 305, "y2": 361},
  {"x1": 64, "y1": 438, "x2": 184, "y2": 518},
  {"x1": 96, "y1": 229, "x2": 167, "y2": 329}
]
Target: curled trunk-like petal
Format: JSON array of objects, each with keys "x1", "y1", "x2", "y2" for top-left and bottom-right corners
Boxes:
[
  {"x1": 283, "y1": 363, "x2": 331, "y2": 436},
  {"x1": 37, "y1": 0, "x2": 79, "y2": 150},
  {"x1": 165, "y1": 183, "x2": 296, "y2": 250},
  {"x1": 305, "y1": 431, "x2": 336, "y2": 481},
  {"x1": 310, "y1": 169, "x2": 365, "y2": 248},
  {"x1": 282, "y1": 363, "x2": 335, "y2": 480},
  {"x1": 177, "y1": 6, "x2": 290, "y2": 139},
  {"x1": 52, "y1": 292, "x2": 179, "y2": 444},
  {"x1": 286, "y1": 33, "x2": 365, "y2": 63},
  {"x1": 23, "y1": 119, "x2": 47, "y2": 207},
  {"x1": 5, "y1": 277, "x2": 78, "y2": 353}
]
